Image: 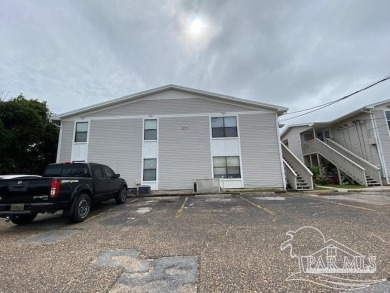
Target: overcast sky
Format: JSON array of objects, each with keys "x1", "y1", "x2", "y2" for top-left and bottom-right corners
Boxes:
[{"x1": 1, "y1": 0, "x2": 389, "y2": 125}]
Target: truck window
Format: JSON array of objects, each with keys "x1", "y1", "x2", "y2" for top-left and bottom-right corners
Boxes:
[
  {"x1": 43, "y1": 164, "x2": 63, "y2": 177},
  {"x1": 43, "y1": 164, "x2": 89, "y2": 177},
  {"x1": 103, "y1": 166, "x2": 115, "y2": 179},
  {"x1": 92, "y1": 166, "x2": 105, "y2": 179}
]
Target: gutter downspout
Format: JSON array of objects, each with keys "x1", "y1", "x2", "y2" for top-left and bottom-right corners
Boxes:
[
  {"x1": 55, "y1": 121, "x2": 63, "y2": 163},
  {"x1": 312, "y1": 126, "x2": 322, "y2": 175},
  {"x1": 366, "y1": 110, "x2": 389, "y2": 184},
  {"x1": 276, "y1": 114, "x2": 286, "y2": 190}
]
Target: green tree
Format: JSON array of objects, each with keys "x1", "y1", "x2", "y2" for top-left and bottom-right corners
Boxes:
[{"x1": 0, "y1": 95, "x2": 59, "y2": 174}]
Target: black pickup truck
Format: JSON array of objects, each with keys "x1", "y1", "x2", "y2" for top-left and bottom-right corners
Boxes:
[{"x1": 0, "y1": 162, "x2": 128, "y2": 225}]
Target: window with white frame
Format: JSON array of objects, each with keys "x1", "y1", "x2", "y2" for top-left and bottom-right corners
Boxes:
[
  {"x1": 386, "y1": 111, "x2": 390, "y2": 130},
  {"x1": 211, "y1": 116, "x2": 238, "y2": 138},
  {"x1": 144, "y1": 119, "x2": 157, "y2": 140},
  {"x1": 74, "y1": 122, "x2": 88, "y2": 142},
  {"x1": 143, "y1": 158, "x2": 157, "y2": 181},
  {"x1": 213, "y1": 156, "x2": 241, "y2": 178}
]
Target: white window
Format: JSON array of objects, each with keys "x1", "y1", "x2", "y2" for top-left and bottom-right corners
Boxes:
[
  {"x1": 144, "y1": 119, "x2": 157, "y2": 140},
  {"x1": 386, "y1": 111, "x2": 390, "y2": 130},
  {"x1": 211, "y1": 116, "x2": 238, "y2": 138},
  {"x1": 213, "y1": 156, "x2": 241, "y2": 178},
  {"x1": 74, "y1": 122, "x2": 88, "y2": 142},
  {"x1": 143, "y1": 158, "x2": 157, "y2": 181}
]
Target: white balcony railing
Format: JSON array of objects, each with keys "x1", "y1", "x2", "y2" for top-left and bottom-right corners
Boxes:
[
  {"x1": 325, "y1": 139, "x2": 382, "y2": 185},
  {"x1": 282, "y1": 143, "x2": 313, "y2": 190},
  {"x1": 302, "y1": 139, "x2": 368, "y2": 186}
]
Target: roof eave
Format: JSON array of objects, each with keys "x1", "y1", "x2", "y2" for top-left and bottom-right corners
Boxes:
[{"x1": 56, "y1": 84, "x2": 288, "y2": 119}]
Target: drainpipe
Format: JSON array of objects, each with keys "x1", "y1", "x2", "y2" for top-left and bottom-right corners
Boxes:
[
  {"x1": 312, "y1": 127, "x2": 322, "y2": 174},
  {"x1": 364, "y1": 109, "x2": 388, "y2": 184},
  {"x1": 276, "y1": 114, "x2": 286, "y2": 190},
  {"x1": 55, "y1": 121, "x2": 63, "y2": 163}
]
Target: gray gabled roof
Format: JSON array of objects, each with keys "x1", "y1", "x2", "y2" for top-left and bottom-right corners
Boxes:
[
  {"x1": 55, "y1": 84, "x2": 288, "y2": 119},
  {"x1": 281, "y1": 99, "x2": 390, "y2": 136},
  {"x1": 280, "y1": 123, "x2": 314, "y2": 138}
]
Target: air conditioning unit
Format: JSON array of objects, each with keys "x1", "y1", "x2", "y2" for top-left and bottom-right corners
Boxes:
[{"x1": 195, "y1": 178, "x2": 220, "y2": 193}]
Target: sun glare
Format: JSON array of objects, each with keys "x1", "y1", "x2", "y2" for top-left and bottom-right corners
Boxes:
[{"x1": 189, "y1": 18, "x2": 205, "y2": 35}]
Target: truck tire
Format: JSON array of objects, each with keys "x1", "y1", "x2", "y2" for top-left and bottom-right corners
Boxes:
[
  {"x1": 69, "y1": 193, "x2": 91, "y2": 223},
  {"x1": 115, "y1": 186, "x2": 127, "y2": 204},
  {"x1": 10, "y1": 213, "x2": 37, "y2": 225}
]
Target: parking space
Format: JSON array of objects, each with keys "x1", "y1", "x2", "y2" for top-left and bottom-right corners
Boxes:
[{"x1": 0, "y1": 192, "x2": 389, "y2": 292}]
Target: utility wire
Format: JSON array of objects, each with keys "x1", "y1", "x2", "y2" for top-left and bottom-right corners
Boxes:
[{"x1": 280, "y1": 74, "x2": 390, "y2": 122}]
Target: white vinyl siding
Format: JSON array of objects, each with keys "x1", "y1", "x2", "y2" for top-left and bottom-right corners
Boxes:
[
  {"x1": 158, "y1": 116, "x2": 211, "y2": 190},
  {"x1": 239, "y1": 113, "x2": 284, "y2": 188},
  {"x1": 281, "y1": 125, "x2": 312, "y2": 161},
  {"x1": 373, "y1": 110, "x2": 390, "y2": 179},
  {"x1": 88, "y1": 119, "x2": 143, "y2": 185},
  {"x1": 330, "y1": 112, "x2": 381, "y2": 168},
  {"x1": 57, "y1": 89, "x2": 286, "y2": 190},
  {"x1": 85, "y1": 93, "x2": 267, "y2": 118},
  {"x1": 57, "y1": 121, "x2": 74, "y2": 162}
]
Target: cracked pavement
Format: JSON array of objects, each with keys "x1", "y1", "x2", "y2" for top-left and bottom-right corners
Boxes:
[{"x1": 0, "y1": 191, "x2": 389, "y2": 292}]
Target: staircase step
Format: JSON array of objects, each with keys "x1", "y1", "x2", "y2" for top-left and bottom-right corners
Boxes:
[{"x1": 367, "y1": 183, "x2": 381, "y2": 186}]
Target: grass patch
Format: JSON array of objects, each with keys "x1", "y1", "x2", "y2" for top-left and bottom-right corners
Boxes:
[
  {"x1": 328, "y1": 184, "x2": 364, "y2": 189},
  {"x1": 223, "y1": 188, "x2": 285, "y2": 193},
  {"x1": 314, "y1": 186, "x2": 330, "y2": 190}
]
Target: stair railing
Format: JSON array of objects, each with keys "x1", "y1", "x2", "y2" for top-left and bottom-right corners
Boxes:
[
  {"x1": 283, "y1": 159, "x2": 298, "y2": 190},
  {"x1": 281, "y1": 143, "x2": 313, "y2": 190},
  {"x1": 303, "y1": 139, "x2": 368, "y2": 186},
  {"x1": 325, "y1": 138, "x2": 382, "y2": 185}
]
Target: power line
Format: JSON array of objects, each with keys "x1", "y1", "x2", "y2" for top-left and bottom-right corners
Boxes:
[{"x1": 280, "y1": 74, "x2": 390, "y2": 122}]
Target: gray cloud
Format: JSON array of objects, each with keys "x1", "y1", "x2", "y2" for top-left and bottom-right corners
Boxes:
[{"x1": 0, "y1": 0, "x2": 389, "y2": 124}]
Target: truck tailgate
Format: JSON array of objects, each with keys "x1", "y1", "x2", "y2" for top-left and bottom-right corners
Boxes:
[{"x1": 0, "y1": 178, "x2": 52, "y2": 203}]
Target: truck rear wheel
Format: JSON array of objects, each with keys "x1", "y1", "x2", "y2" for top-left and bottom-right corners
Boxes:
[
  {"x1": 10, "y1": 213, "x2": 37, "y2": 225},
  {"x1": 69, "y1": 193, "x2": 91, "y2": 223},
  {"x1": 115, "y1": 186, "x2": 127, "y2": 204}
]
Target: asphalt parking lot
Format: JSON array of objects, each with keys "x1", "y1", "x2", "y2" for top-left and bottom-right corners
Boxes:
[{"x1": 0, "y1": 191, "x2": 389, "y2": 292}]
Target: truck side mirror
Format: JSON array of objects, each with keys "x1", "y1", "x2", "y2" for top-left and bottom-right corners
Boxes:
[{"x1": 116, "y1": 174, "x2": 121, "y2": 178}]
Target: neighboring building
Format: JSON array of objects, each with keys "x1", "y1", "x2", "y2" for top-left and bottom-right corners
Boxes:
[
  {"x1": 281, "y1": 100, "x2": 390, "y2": 186},
  {"x1": 55, "y1": 85, "x2": 288, "y2": 191}
]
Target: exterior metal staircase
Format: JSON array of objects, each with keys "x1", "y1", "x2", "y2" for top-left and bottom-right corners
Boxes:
[
  {"x1": 302, "y1": 138, "x2": 382, "y2": 187},
  {"x1": 282, "y1": 143, "x2": 313, "y2": 191}
]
